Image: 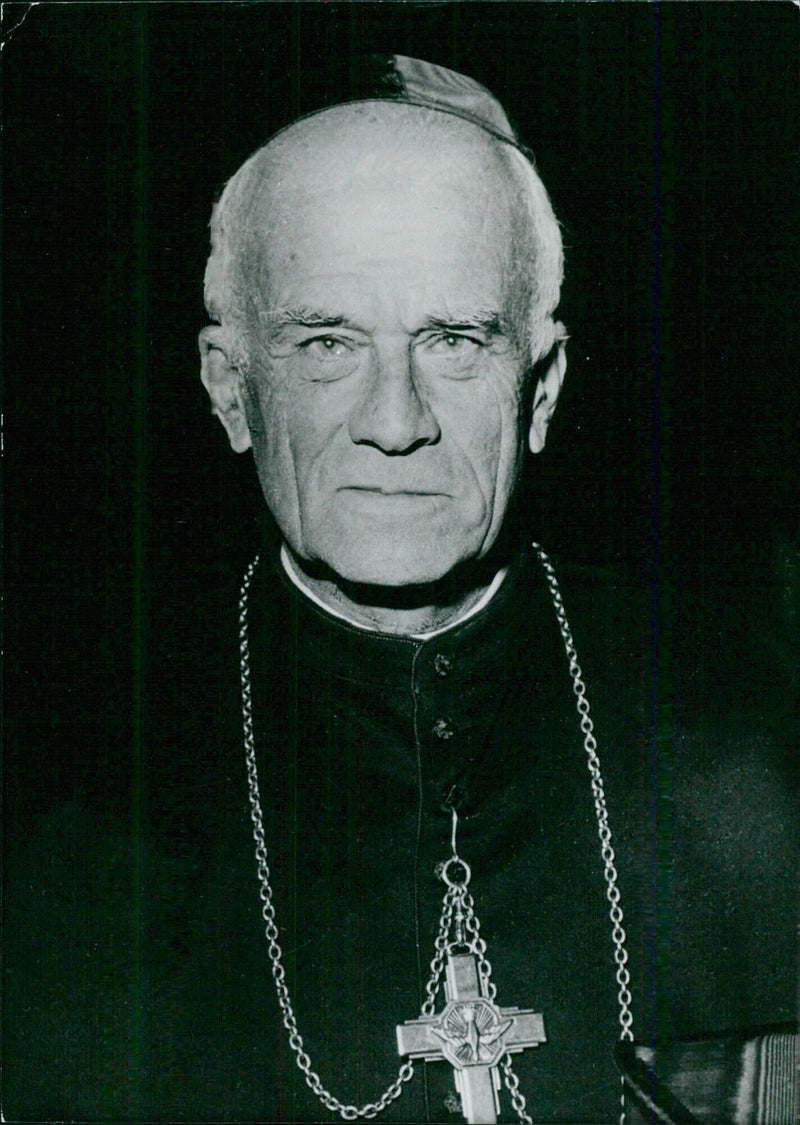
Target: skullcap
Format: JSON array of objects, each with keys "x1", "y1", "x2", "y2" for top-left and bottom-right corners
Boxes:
[{"x1": 267, "y1": 54, "x2": 531, "y2": 158}]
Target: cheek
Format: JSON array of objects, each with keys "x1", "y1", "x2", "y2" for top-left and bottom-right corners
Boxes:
[
  {"x1": 484, "y1": 361, "x2": 526, "y2": 458},
  {"x1": 442, "y1": 362, "x2": 524, "y2": 486},
  {"x1": 246, "y1": 366, "x2": 300, "y2": 510},
  {"x1": 248, "y1": 375, "x2": 285, "y2": 461},
  {"x1": 249, "y1": 359, "x2": 329, "y2": 464},
  {"x1": 283, "y1": 383, "x2": 351, "y2": 489}
]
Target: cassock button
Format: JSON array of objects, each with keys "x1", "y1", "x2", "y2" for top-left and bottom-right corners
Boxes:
[
  {"x1": 433, "y1": 718, "x2": 454, "y2": 740},
  {"x1": 434, "y1": 652, "x2": 452, "y2": 677}
]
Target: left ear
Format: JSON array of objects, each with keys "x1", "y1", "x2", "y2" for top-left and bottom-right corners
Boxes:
[{"x1": 528, "y1": 341, "x2": 567, "y2": 455}]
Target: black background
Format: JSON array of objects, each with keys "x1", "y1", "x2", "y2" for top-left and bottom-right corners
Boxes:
[{"x1": 3, "y1": 3, "x2": 798, "y2": 814}]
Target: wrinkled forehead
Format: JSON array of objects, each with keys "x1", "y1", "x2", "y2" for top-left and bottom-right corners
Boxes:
[{"x1": 227, "y1": 102, "x2": 521, "y2": 252}]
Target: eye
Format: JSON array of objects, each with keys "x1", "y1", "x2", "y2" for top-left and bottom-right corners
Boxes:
[
  {"x1": 300, "y1": 335, "x2": 353, "y2": 361},
  {"x1": 293, "y1": 333, "x2": 362, "y2": 382},
  {"x1": 416, "y1": 331, "x2": 484, "y2": 379},
  {"x1": 428, "y1": 332, "x2": 482, "y2": 355}
]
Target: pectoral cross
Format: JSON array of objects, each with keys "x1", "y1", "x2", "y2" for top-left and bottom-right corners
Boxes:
[{"x1": 396, "y1": 953, "x2": 545, "y2": 1124}]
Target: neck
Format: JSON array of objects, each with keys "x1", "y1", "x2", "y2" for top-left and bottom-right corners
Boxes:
[{"x1": 283, "y1": 548, "x2": 505, "y2": 636}]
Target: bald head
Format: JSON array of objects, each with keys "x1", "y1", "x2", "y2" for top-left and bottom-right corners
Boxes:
[{"x1": 204, "y1": 103, "x2": 564, "y2": 369}]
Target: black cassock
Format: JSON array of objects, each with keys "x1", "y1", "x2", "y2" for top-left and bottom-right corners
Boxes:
[{"x1": 5, "y1": 542, "x2": 795, "y2": 1122}]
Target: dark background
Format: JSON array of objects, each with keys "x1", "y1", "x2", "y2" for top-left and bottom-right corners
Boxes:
[{"x1": 3, "y1": 3, "x2": 798, "y2": 813}]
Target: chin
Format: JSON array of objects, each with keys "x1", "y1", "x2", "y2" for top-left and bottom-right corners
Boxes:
[
  {"x1": 307, "y1": 497, "x2": 495, "y2": 587},
  {"x1": 318, "y1": 540, "x2": 470, "y2": 589}
]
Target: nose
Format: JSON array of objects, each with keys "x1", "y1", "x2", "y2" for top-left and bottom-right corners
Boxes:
[{"x1": 347, "y1": 339, "x2": 441, "y2": 453}]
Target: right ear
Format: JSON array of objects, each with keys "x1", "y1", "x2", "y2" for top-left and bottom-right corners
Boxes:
[{"x1": 198, "y1": 326, "x2": 252, "y2": 453}]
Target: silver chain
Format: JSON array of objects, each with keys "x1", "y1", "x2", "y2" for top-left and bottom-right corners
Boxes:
[
  {"x1": 238, "y1": 544, "x2": 633, "y2": 1123},
  {"x1": 531, "y1": 543, "x2": 634, "y2": 1125},
  {"x1": 239, "y1": 555, "x2": 415, "y2": 1119}
]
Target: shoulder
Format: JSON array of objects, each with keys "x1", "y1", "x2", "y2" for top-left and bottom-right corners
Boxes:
[
  {"x1": 654, "y1": 571, "x2": 797, "y2": 1034},
  {"x1": 528, "y1": 549, "x2": 797, "y2": 1032}
]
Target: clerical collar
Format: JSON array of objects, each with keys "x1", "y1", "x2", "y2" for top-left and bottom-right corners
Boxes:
[{"x1": 279, "y1": 545, "x2": 509, "y2": 640}]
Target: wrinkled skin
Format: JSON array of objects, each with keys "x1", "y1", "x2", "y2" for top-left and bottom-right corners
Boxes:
[
  {"x1": 201, "y1": 108, "x2": 564, "y2": 630},
  {"x1": 242, "y1": 112, "x2": 534, "y2": 589}
]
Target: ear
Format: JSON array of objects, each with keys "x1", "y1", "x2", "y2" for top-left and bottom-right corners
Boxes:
[
  {"x1": 528, "y1": 341, "x2": 567, "y2": 455},
  {"x1": 198, "y1": 326, "x2": 252, "y2": 453}
]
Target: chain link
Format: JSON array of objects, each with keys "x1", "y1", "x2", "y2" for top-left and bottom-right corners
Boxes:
[
  {"x1": 422, "y1": 889, "x2": 456, "y2": 1017},
  {"x1": 240, "y1": 556, "x2": 416, "y2": 1120},
  {"x1": 532, "y1": 544, "x2": 634, "y2": 1125},
  {"x1": 501, "y1": 1055, "x2": 533, "y2": 1125},
  {"x1": 531, "y1": 544, "x2": 634, "y2": 1045},
  {"x1": 239, "y1": 546, "x2": 634, "y2": 1124}
]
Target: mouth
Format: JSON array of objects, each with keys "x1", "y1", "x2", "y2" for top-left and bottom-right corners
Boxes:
[{"x1": 340, "y1": 486, "x2": 450, "y2": 498}]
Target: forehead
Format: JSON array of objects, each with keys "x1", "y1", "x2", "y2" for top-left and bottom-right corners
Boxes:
[{"x1": 237, "y1": 106, "x2": 521, "y2": 324}]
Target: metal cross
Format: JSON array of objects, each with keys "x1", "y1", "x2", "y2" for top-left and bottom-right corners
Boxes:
[{"x1": 396, "y1": 952, "x2": 545, "y2": 1124}]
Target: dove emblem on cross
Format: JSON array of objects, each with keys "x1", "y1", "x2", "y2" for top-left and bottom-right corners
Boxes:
[
  {"x1": 397, "y1": 953, "x2": 545, "y2": 1123},
  {"x1": 431, "y1": 1000, "x2": 514, "y2": 1067}
]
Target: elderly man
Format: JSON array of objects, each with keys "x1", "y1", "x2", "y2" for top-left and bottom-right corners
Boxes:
[{"x1": 193, "y1": 57, "x2": 793, "y2": 1125}]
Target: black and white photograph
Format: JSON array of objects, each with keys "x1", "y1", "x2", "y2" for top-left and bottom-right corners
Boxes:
[{"x1": 3, "y1": 3, "x2": 797, "y2": 1123}]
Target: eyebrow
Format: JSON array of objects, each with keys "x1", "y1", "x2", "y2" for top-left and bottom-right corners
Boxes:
[
  {"x1": 261, "y1": 307, "x2": 361, "y2": 331},
  {"x1": 418, "y1": 313, "x2": 506, "y2": 337},
  {"x1": 261, "y1": 306, "x2": 509, "y2": 336}
]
